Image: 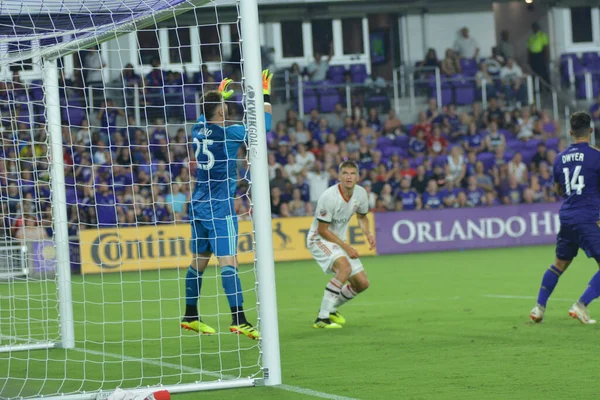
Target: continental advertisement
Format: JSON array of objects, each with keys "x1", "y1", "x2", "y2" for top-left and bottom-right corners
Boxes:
[{"x1": 79, "y1": 216, "x2": 376, "y2": 275}]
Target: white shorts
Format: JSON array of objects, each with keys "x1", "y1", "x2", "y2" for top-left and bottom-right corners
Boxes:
[{"x1": 307, "y1": 239, "x2": 364, "y2": 277}]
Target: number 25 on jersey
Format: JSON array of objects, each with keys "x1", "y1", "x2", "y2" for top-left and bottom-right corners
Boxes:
[
  {"x1": 563, "y1": 166, "x2": 585, "y2": 195},
  {"x1": 193, "y1": 137, "x2": 215, "y2": 171}
]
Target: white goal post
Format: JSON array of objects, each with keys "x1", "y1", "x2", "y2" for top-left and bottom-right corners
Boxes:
[{"x1": 0, "y1": 0, "x2": 280, "y2": 397}]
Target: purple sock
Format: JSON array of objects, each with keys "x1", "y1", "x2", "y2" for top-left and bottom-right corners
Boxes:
[
  {"x1": 537, "y1": 265, "x2": 563, "y2": 307},
  {"x1": 579, "y1": 271, "x2": 600, "y2": 306}
]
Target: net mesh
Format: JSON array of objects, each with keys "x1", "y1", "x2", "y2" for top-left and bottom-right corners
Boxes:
[{"x1": 0, "y1": 1, "x2": 262, "y2": 398}]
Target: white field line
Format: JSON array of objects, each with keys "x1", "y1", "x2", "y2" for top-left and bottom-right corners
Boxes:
[{"x1": 74, "y1": 348, "x2": 359, "y2": 400}]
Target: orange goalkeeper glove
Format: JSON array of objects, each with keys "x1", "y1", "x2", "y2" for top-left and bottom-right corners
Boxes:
[
  {"x1": 262, "y1": 69, "x2": 273, "y2": 103},
  {"x1": 218, "y1": 77, "x2": 234, "y2": 100}
]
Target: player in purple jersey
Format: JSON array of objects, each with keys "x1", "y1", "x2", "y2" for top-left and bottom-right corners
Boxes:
[{"x1": 531, "y1": 112, "x2": 600, "y2": 324}]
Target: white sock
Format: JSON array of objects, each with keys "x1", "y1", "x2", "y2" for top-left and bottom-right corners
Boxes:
[
  {"x1": 318, "y1": 278, "x2": 342, "y2": 319},
  {"x1": 334, "y1": 284, "x2": 357, "y2": 309}
]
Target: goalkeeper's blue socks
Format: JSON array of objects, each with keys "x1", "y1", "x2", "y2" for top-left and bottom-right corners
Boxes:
[
  {"x1": 579, "y1": 270, "x2": 600, "y2": 306},
  {"x1": 184, "y1": 266, "x2": 203, "y2": 320},
  {"x1": 537, "y1": 265, "x2": 563, "y2": 307},
  {"x1": 221, "y1": 266, "x2": 247, "y2": 325}
]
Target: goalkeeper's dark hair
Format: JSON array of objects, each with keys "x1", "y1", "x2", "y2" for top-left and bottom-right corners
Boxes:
[
  {"x1": 570, "y1": 111, "x2": 591, "y2": 138},
  {"x1": 338, "y1": 160, "x2": 359, "y2": 173},
  {"x1": 200, "y1": 90, "x2": 223, "y2": 120}
]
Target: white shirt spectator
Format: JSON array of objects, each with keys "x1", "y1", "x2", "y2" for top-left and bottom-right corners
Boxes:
[
  {"x1": 484, "y1": 58, "x2": 502, "y2": 75},
  {"x1": 93, "y1": 150, "x2": 107, "y2": 165},
  {"x1": 447, "y1": 155, "x2": 465, "y2": 182},
  {"x1": 517, "y1": 117, "x2": 535, "y2": 140},
  {"x1": 307, "y1": 171, "x2": 330, "y2": 203},
  {"x1": 84, "y1": 50, "x2": 105, "y2": 84},
  {"x1": 454, "y1": 36, "x2": 479, "y2": 58},
  {"x1": 500, "y1": 63, "x2": 523, "y2": 83},
  {"x1": 509, "y1": 161, "x2": 527, "y2": 183},
  {"x1": 296, "y1": 151, "x2": 316, "y2": 171},
  {"x1": 307, "y1": 60, "x2": 329, "y2": 82},
  {"x1": 284, "y1": 163, "x2": 302, "y2": 184},
  {"x1": 294, "y1": 130, "x2": 310, "y2": 145}
]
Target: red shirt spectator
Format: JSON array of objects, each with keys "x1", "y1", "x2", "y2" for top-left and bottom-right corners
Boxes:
[
  {"x1": 427, "y1": 129, "x2": 448, "y2": 155},
  {"x1": 399, "y1": 159, "x2": 417, "y2": 179},
  {"x1": 410, "y1": 111, "x2": 432, "y2": 137}
]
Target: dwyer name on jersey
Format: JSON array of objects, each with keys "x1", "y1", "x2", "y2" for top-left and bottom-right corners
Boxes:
[{"x1": 307, "y1": 184, "x2": 370, "y2": 243}]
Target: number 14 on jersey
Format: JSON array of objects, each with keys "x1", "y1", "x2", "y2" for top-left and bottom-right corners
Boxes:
[{"x1": 563, "y1": 166, "x2": 585, "y2": 195}]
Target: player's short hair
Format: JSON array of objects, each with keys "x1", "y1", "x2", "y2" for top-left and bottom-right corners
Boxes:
[
  {"x1": 570, "y1": 111, "x2": 592, "y2": 138},
  {"x1": 338, "y1": 160, "x2": 359, "y2": 173},
  {"x1": 200, "y1": 90, "x2": 223, "y2": 120}
]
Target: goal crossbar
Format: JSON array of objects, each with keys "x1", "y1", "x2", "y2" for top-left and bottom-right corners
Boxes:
[{"x1": 0, "y1": 0, "x2": 212, "y2": 66}]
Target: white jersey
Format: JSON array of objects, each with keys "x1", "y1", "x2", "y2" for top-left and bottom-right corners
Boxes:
[{"x1": 307, "y1": 184, "x2": 369, "y2": 243}]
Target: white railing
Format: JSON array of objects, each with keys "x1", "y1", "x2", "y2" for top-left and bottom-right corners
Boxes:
[{"x1": 391, "y1": 65, "x2": 563, "y2": 119}]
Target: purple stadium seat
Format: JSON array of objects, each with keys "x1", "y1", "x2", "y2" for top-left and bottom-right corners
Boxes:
[
  {"x1": 477, "y1": 152, "x2": 495, "y2": 171},
  {"x1": 521, "y1": 149, "x2": 537, "y2": 165},
  {"x1": 63, "y1": 107, "x2": 86, "y2": 126},
  {"x1": 434, "y1": 155, "x2": 447, "y2": 167},
  {"x1": 212, "y1": 70, "x2": 223, "y2": 82},
  {"x1": 377, "y1": 137, "x2": 394, "y2": 149},
  {"x1": 381, "y1": 146, "x2": 395, "y2": 157},
  {"x1": 349, "y1": 64, "x2": 367, "y2": 83},
  {"x1": 432, "y1": 87, "x2": 453, "y2": 105},
  {"x1": 328, "y1": 66, "x2": 346, "y2": 84},
  {"x1": 582, "y1": 52, "x2": 600, "y2": 67},
  {"x1": 184, "y1": 104, "x2": 197, "y2": 121},
  {"x1": 320, "y1": 89, "x2": 340, "y2": 113},
  {"x1": 498, "y1": 129, "x2": 513, "y2": 140},
  {"x1": 454, "y1": 85, "x2": 476, "y2": 105},
  {"x1": 303, "y1": 94, "x2": 318, "y2": 114},
  {"x1": 503, "y1": 150, "x2": 515, "y2": 163},
  {"x1": 394, "y1": 135, "x2": 410, "y2": 149},
  {"x1": 525, "y1": 138, "x2": 542, "y2": 149},
  {"x1": 545, "y1": 137, "x2": 559, "y2": 150},
  {"x1": 506, "y1": 139, "x2": 524, "y2": 152}
]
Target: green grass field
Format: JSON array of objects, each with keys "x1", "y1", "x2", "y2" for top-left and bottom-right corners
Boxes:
[{"x1": 2, "y1": 245, "x2": 600, "y2": 400}]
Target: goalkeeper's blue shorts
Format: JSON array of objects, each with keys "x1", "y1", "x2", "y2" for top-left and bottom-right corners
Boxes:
[{"x1": 190, "y1": 214, "x2": 238, "y2": 257}]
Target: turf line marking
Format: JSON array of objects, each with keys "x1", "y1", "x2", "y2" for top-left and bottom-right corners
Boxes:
[
  {"x1": 484, "y1": 294, "x2": 573, "y2": 302},
  {"x1": 277, "y1": 384, "x2": 358, "y2": 400},
  {"x1": 74, "y1": 348, "x2": 357, "y2": 400}
]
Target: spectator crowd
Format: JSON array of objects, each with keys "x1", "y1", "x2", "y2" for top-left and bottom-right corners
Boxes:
[
  {"x1": 267, "y1": 100, "x2": 564, "y2": 217},
  {"x1": 0, "y1": 27, "x2": 565, "y2": 244}
]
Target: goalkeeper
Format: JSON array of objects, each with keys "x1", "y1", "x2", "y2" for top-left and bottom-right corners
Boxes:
[{"x1": 181, "y1": 71, "x2": 273, "y2": 340}]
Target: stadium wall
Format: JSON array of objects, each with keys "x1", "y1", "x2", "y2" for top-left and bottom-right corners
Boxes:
[
  {"x1": 403, "y1": 10, "x2": 496, "y2": 63},
  {"x1": 75, "y1": 203, "x2": 562, "y2": 275},
  {"x1": 375, "y1": 202, "x2": 561, "y2": 255},
  {"x1": 78, "y1": 216, "x2": 375, "y2": 274}
]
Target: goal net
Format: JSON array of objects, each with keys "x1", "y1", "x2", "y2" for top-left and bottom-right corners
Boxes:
[{"x1": 0, "y1": 0, "x2": 279, "y2": 398}]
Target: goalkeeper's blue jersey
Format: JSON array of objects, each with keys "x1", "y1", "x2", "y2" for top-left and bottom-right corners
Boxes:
[{"x1": 190, "y1": 113, "x2": 271, "y2": 219}]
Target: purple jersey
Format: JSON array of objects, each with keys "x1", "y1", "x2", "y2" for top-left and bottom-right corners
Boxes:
[
  {"x1": 553, "y1": 142, "x2": 600, "y2": 223},
  {"x1": 441, "y1": 188, "x2": 461, "y2": 204},
  {"x1": 503, "y1": 185, "x2": 523, "y2": 204},
  {"x1": 410, "y1": 138, "x2": 427, "y2": 154},
  {"x1": 297, "y1": 182, "x2": 310, "y2": 202},
  {"x1": 337, "y1": 127, "x2": 355, "y2": 142},
  {"x1": 422, "y1": 191, "x2": 443, "y2": 209},
  {"x1": 155, "y1": 205, "x2": 170, "y2": 222},
  {"x1": 466, "y1": 188, "x2": 485, "y2": 206},
  {"x1": 95, "y1": 192, "x2": 118, "y2": 226},
  {"x1": 113, "y1": 172, "x2": 133, "y2": 194},
  {"x1": 397, "y1": 190, "x2": 419, "y2": 210},
  {"x1": 467, "y1": 134, "x2": 482, "y2": 148},
  {"x1": 307, "y1": 119, "x2": 319, "y2": 133}
]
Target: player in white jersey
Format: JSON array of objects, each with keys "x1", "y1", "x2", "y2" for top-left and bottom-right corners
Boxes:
[{"x1": 307, "y1": 160, "x2": 376, "y2": 329}]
